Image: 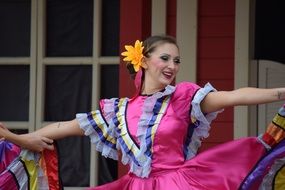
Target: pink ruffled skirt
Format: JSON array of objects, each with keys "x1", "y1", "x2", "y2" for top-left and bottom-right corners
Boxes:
[{"x1": 89, "y1": 137, "x2": 267, "y2": 190}]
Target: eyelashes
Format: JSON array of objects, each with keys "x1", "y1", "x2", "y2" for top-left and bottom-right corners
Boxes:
[
  {"x1": 160, "y1": 56, "x2": 169, "y2": 61},
  {"x1": 160, "y1": 55, "x2": 181, "y2": 64},
  {"x1": 174, "y1": 59, "x2": 181, "y2": 64}
]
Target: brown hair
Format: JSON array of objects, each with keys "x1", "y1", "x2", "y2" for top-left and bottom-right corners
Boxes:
[{"x1": 126, "y1": 35, "x2": 179, "y2": 79}]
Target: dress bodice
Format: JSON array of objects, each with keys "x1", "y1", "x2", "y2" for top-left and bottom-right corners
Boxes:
[
  {"x1": 77, "y1": 82, "x2": 219, "y2": 177},
  {"x1": 127, "y1": 93, "x2": 193, "y2": 171}
]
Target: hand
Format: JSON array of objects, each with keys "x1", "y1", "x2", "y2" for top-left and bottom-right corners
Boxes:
[
  {"x1": 19, "y1": 132, "x2": 54, "y2": 152},
  {"x1": 0, "y1": 122, "x2": 10, "y2": 140}
]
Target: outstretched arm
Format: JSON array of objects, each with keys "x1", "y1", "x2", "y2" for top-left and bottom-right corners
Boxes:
[
  {"x1": 32, "y1": 119, "x2": 85, "y2": 140},
  {"x1": 201, "y1": 87, "x2": 285, "y2": 113},
  {"x1": 0, "y1": 119, "x2": 85, "y2": 152}
]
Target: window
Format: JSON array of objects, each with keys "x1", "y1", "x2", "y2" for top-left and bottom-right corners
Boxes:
[{"x1": 0, "y1": 0, "x2": 120, "y2": 188}]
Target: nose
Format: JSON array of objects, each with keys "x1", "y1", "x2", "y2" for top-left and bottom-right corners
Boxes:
[{"x1": 168, "y1": 60, "x2": 176, "y2": 69}]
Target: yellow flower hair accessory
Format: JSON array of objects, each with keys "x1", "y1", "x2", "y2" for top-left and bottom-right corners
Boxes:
[{"x1": 121, "y1": 40, "x2": 144, "y2": 72}]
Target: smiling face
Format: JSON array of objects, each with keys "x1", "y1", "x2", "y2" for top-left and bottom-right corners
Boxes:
[{"x1": 141, "y1": 42, "x2": 180, "y2": 94}]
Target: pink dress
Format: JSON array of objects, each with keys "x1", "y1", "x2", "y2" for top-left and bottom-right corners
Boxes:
[{"x1": 76, "y1": 82, "x2": 285, "y2": 190}]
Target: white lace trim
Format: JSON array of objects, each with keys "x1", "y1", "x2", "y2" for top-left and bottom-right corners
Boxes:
[{"x1": 186, "y1": 83, "x2": 222, "y2": 160}]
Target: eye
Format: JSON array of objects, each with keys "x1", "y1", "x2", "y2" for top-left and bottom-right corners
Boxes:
[
  {"x1": 160, "y1": 55, "x2": 169, "y2": 61},
  {"x1": 174, "y1": 58, "x2": 181, "y2": 64}
]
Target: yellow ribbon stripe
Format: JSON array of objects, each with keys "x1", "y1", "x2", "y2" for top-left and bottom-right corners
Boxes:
[
  {"x1": 91, "y1": 111, "x2": 117, "y2": 145},
  {"x1": 117, "y1": 98, "x2": 140, "y2": 157},
  {"x1": 274, "y1": 165, "x2": 285, "y2": 190},
  {"x1": 22, "y1": 159, "x2": 38, "y2": 190},
  {"x1": 273, "y1": 114, "x2": 285, "y2": 130},
  {"x1": 151, "y1": 96, "x2": 170, "y2": 143}
]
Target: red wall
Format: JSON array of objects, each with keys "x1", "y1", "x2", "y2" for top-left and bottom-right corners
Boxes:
[
  {"x1": 167, "y1": 0, "x2": 177, "y2": 37},
  {"x1": 197, "y1": 0, "x2": 235, "y2": 151},
  {"x1": 119, "y1": 0, "x2": 151, "y2": 98}
]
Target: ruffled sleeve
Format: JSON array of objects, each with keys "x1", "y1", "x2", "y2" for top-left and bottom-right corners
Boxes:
[
  {"x1": 76, "y1": 98, "x2": 118, "y2": 160},
  {"x1": 185, "y1": 83, "x2": 223, "y2": 160}
]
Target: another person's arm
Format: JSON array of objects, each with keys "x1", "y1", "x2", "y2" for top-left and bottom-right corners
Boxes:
[{"x1": 201, "y1": 87, "x2": 285, "y2": 113}]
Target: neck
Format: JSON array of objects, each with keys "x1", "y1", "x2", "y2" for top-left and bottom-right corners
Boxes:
[{"x1": 141, "y1": 83, "x2": 166, "y2": 95}]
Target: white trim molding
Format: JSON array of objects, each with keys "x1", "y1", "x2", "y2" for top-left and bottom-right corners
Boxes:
[
  {"x1": 234, "y1": 0, "x2": 251, "y2": 138},
  {"x1": 176, "y1": 0, "x2": 197, "y2": 83},
  {"x1": 151, "y1": 0, "x2": 166, "y2": 35}
]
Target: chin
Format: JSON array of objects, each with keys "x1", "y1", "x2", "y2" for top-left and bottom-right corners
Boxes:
[{"x1": 161, "y1": 79, "x2": 173, "y2": 86}]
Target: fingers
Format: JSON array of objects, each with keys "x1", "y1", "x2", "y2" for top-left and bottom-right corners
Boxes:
[
  {"x1": 0, "y1": 122, "x2": 7, "y2": 130},
  {"x1": 20, "y1": 134, "x2": 55, "y2": 152},
  {"x1": 41, "y1": 136, "x2": 54, "y2": 150},
  {"x1": 33, "y1": 142, "x2": 54, "y2": 152},
  {"x1": 44, "y1": 143, "x2": 55, "y2": 151},
  {"x1": 0, "y1": 123, "x2": 8, "y2": 140},
  {"x1": 42, "y1": 136, "x2": 54, "y2": 144}
]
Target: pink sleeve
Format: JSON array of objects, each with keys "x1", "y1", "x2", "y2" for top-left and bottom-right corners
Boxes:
[
  {"x1": 99, "y1": 98, "x2": 117, "y2": 124},
  {"x1": 174, "y1": 82, "x2": 201, "y2": 98},
  {"x1": 171, "y1": 82, "x2": 201, "y2": 119},
  {"x1": 99, "y1": 99, "x2": 106, "y2": 117}
]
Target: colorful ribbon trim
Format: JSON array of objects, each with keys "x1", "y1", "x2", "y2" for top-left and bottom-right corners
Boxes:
[
  {"x1": 272, "y1": 113, "x2": 285, "y2": 129},
  {"x1": 262, "y1": 112, "x2": 285, "y2": 147},
  {"x1": 114, "y1": 98, "x2": 141, "y2": 166},
  {"x1": 0, "y1": 142, "x2": 62, "y2": 190},
  {"x1": 113, "y1": 96, "x2": 171, "y2": 177},
  {"x1": 145, "y1": 96, "x2": 170, "y2": 156},
  {"x1": 87, "y1": 111, "x2": 117, "y2": 149}
]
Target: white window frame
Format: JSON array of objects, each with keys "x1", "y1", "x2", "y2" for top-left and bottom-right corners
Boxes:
[
  {"x1": 1, "y1": 0, "x2": 120, "y2": 188},
  {"x1": 176, "y1": 0, "x2": 197, "y2": 83},
  {"x1": 257, "y1": 60, "x2": 285, "y2": 134},
  {"x1": 0, "y1": 0, "x2": 37, "y2": 132},
  {"x1": 36, "y1": 0, "x2": 120, "y2": 188}
]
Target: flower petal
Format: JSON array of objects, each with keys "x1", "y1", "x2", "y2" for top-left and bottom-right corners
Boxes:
[{"x1": 121, "y1": 40, "x2": 144, "y2": 72}]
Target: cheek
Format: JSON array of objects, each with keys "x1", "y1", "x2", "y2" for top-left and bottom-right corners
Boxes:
[
  {"x1": 151, "y1": 61, "x2": 165, "y2": 71},
  {"x1": 175, "y1": 65, "x2": 180, "y2": 73}
]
